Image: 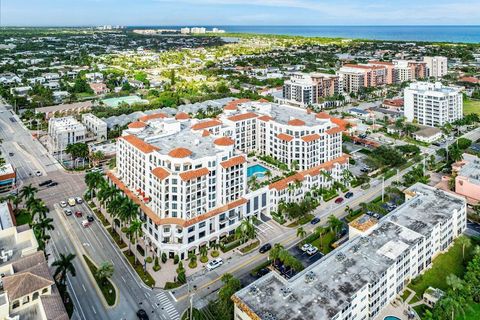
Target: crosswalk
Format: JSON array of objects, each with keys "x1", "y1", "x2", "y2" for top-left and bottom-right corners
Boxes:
[{"x1": 156, "y1": 291, "x2": 180, "y2": 320}]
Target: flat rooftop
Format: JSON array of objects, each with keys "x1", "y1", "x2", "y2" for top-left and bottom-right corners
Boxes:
[
  {"x1": 458, "y1": 153, "x2": 480, "y2": 185},
  {"x1": 234, "y1": 183, "x2": 465, "y2": 320}
]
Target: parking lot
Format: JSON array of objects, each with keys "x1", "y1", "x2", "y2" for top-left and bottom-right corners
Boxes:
[{"x1": 288, "y1": 245, "x2": 324, "y2": 268}]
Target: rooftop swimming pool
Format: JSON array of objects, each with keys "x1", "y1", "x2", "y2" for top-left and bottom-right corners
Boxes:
[
  {"x1": 247, "y1": 164, "x2": 269, "y2": 178},
  {"x1": 384, "y1": 316, "x2": 401, "y2": 320}
]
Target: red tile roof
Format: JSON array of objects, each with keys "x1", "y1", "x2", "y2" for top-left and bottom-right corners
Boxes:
[
  {"x1": 224, "y1": 99, "x2": 251, "y2": 111},
  {"x1": 220, "y1": 156, "x2": 246, "y2": 169},
  {"x1": 277, "y1": 133, "x2": 294, "y2": 142},
  {"x1": 184, "y1": 198, "x2": 247, "y2": 227},
  {"x1": 301, "y1": 134, "x2": 321, "y2": 143},
  {"x1": 287, "y1": 119, "x2": 306, "y2": 126},
  {"x1": 179, "y1": 168, "x2": 209, "y2": 181},
  {"x1": 168, "y1": 147, "x2": 192, "y2": 158},
  {"x1": 268, "y1": 173, "x2": 304, "y2": 191},
  {"x1": 326, "y1": 126, "x2": 343, "y2": 135},
  {"x1": 138, "y1": 113, "x2": 168, "y2": 122},
  {"x1": 175, "y1": 112, "x2": 190, "y2": 120},
  {"x1": 151, "y1": 167, "x2": 170, "y2": 180},
  {"x1": 300, "y1": 154, "x2": 350, "y2": 177},
  {"x1": 128, "y1": 121, "x2": 147, "y2": 129},
  {"x1": 120, "y1": 135, "x2": 159, "y2": 154},
  {"x1": 227, "y1": 112, "x2": 258, "y2": 122},
  {"x1": 214, "y1": 136, "x2": 235, "y2": 146},
  {"x1": 316, "y1": 112, "x2": 330, "y2": 119},
  {"x1": 202, "y1": 130, "x2": 211, "y2": 137},
  {"x1": 258, "y1": 115, "x2": 273, "y2": 122},
  {"x1": 191, "y1": 120, "x2": 222, "y2": 130}
]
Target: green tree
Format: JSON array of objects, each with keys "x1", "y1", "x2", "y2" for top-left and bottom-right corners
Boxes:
[
  {"x1": 96, "y1": 261, "x2": 114, "y2": 285},
  {"x1": 327, "y1": 215, "x2": 343, "y2": 238},
  {"x1": 296, "y1": 226, "x2": 307, "y2": 241},
  {"x1": 85, "y1": 171, "x2": 105, "y2": 199},
  {"x1": 457, "y1": 236, "x2": 471, "y2": 260},
  {"x1": 127, "y1": 219, "x2": 143, "y2": 265},
  {"x1": 53, "y1": 253, "x2": 77, "y2": 301},
  {"x1": 20, "y1": 184, "x2": 38, "y2": 202}
]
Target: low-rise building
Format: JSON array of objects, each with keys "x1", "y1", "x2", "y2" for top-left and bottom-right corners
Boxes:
[
  {"x1": 89, "y1": 83, "x2": 109, "y2": 95},
  {"x1": 453, "y1": 153, "x2": 480, "y2": 203},
  {"x1": 81, "y1": 113, "x2": 108, "y2": 142},
  {"x1": 48, "y1": 116, "x2": 86, "y2": 153},
  {"x1": 412, "y1": 126, "x2": 442, "y2": 143},
  {"x1": 0, "y1": 164, "x2": 16, "y2": 193},
  {"x1": 233, "y1": 183, "x2": 467, "y2": 320}
]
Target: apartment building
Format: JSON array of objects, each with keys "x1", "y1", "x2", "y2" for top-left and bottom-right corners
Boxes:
[
  {"x1": 108, "y1": 100, "x2": 349, "y2": 259},
  {"x1": 233, "y1": 183, "x2": 466, "y2": 320},
  {"x1": 81, "y1": 113, "x2": 108, "y2": 142},
  {"x1": 423, "y1": 56, "x2": 448, "y2": 78},
  {"x1": 282, "y1": 73, "x2": 342, "y2": 107},
  {"x1": 453, "y1": 153, "x2": 480, "y2": 202},
  {"x1": 48, "y1": 116, "x2": 87, "y2": 153},
  {"x1": 0, "y1": 226, "x2": 68, "y2": 320},
  {"x1": 338, "y1": 64, "x2": 390, "y2": 93},
  {"x1": 392, "y1": 60, "x2": 427, "y2": 82},
  {"x1": 404, "y1": 82, "x2": 463, "y2": 126}
]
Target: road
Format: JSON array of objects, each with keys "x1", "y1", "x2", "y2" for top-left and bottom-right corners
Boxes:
[{"x1": 0, "y1": 103, "x2": 181, "y2": 320}]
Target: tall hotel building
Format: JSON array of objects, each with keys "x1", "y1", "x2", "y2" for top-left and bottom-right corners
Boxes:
[
  {"x1": 108, "y1": 100, "x2": 349, "y2": 259},
  {"x1": 233, "y1": 183, "x2": 467, "y2": 320},
  {"x1": 282, "y1": 73, "x2": 343, "y2": 107},
  {"x1": 404, "y1": 82, "x2": 463, "y2": 126}
]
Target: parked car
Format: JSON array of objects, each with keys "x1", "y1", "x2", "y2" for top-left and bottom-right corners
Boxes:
[
  {"x1": 206, "y1": 258, "x2": 223, "y2": 271},
  {"x1": 8, "y1": 152, "x2": 14, "y2": 156},
  {"x1": 82, "y1": 220, "x2": 92, "y2": 228},
  {"x1": 86, "y1": 215, "x2": 94, "y2": 223},
  {"x1": 306, "y1": 246, "x2": 318, "y2": 256},
  {"x1": 64, "y1": 209, "x2": 72, "y2": 216},
  {"x1": 75, "y1": 197, "x2": 83, "y2": 204},
  {"x1": 75, "y1": 211, "x2": 83, "y2": 218},
  {"x1": 301, "y1": 243, "x2": 313, "y2": 252},
  {"x1": 48, "y1": 182, "x2": 58, "y2": 187},
  {"x1": 59, "y1": 201, "x2": 67, "y2": 208},
  {"x1": 334, "y1": 197, "x2": 344, "y2": 204},
  {"x1": 67, "y1": 198, "x2": 76, "y2": 206},
  {"x1": 136, "y1": 309, "x2": 149, "y2": 320},
  {"x1": 256, "y1": 268, "x2": 270, "y2": 278},
  {"x1": 39, "y1": 180, "x2": 53, "y2": 187},
  {"x1": 310, "y1": 217, "x2": 321, "y2": 225},
  {"x1": 345, "y1": 192, "x2": 354, "y2": 199},
  {"x1": 35, "y1": 170, "x2": 42, "y2": 176},
  {"x1": 259, "y1": 243, "x2": 272, "y2": 253}
]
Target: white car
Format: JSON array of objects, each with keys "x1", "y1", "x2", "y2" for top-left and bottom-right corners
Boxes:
[
  {"x1": 60, "y1": 201, "x2": 67, "y2": 208},
  {"x1": 306, "y1": 246, "x2": 318, "y2": 256},
  {"x1": 301, "y1": 243, "x2": 313, "y2": 252},
  {"x1": 35, "y1": 170, "x2": 42, "y2": 176},
  {"x1": 75, "y1": 197, "x2": 83, "y2": 204},
  {"x1": 206, "y1": 258, "x2": 223, "y2": 271}
]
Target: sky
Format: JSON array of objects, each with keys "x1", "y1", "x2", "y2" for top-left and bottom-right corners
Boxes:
[{"x1": 1, "y1": 0, "x2": 480, "y2": 26}]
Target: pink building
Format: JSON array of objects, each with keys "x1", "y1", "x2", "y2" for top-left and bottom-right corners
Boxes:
[{"x1": 453, "y1": 153, "x2": 480, "y2": 203}]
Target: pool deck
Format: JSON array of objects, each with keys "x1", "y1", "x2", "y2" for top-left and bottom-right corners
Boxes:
[{"x1": 375, "y1": 297, "x2": 414, "y2": 320}]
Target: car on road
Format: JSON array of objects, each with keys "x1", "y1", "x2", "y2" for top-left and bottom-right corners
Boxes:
[
  {"x1": 82, "y1": 220, "x2": 92, "y2": 228},
  {"x1": 8, "y1": 152, "x2": 14, "y2": 156},
  {"x1": 67, "y1": 198, "x2": 76, "y2": 206},
  {"x1": 136, "y1": 309, "x2": 149, "y2": 320},
  {"x1": 259, "y1": 243, "x2": 272, "y2": 253},
  {"x1": 39, "y1": 180, "x2": 53, "y2": 187},
  {"x1": 48, "y1": 182, "x2": 58, "y2": 187},
  {"x1": 35, "y1": 170, "x2": 42, "y2": 176},
  {"x1": 360, "y1": 167, "x2": 371, "y2": 173},
  {"x1": 301, "y1": 243, "x2": 313, "y2": 252},
  {"x1": 206, "y1": 258, "x2": 223, "y2": 271},
  {"x1": 86, "y1": 215, "x2": 94, "y2": 223},
  {"x1": 334, "y1": 197, "x2": 344, "y2": 204},
  {"x1": 59, "y1": 201, "x2": 67, "y2": 208},
  {"x1": 310, "y1": 217, "x2": 321, "y2": 225},
  {"x1": 306, "y1": 246, "x2": 318, "y2": 256},
  {"x1": 256, "y1": 268, "x2": 270, "y2": 278},
  {"x1": 75, "y1": 197, "x2": 83, "y2": 204},
  {"x1": 345, "y1": 191, "x2": 354, "y2": 199},
  {"x1": 74, "y1": 211, "x2": 83, "y2": 218},
  {"x1": 64, "y1": 209, "x2": 72, "y2": 216}
]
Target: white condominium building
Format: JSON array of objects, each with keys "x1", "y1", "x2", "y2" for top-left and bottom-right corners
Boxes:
[
  {"x1": 423, "y1": 56, "x2": 448, "y2": 79},
  {"x1": 47, "y1": 116, "x2": 86, "y2": 153},
  {"x1": 233, "y1": 183, "x2": 467, "y2": 320},
  {"x1": 404, "y1": 82, "x2": 463, "y2": 126},
  {"x1": 392, "y1": 60, "x2": 427, "y2": 83},
  {"x1": 81, "y1": 113, "x2": 108, "y2": 142},
  {"x1": 108, "y1": 100, "x2": 349, "y2": 259},
  {"x1": 282, "y1": 73, "x2": 342, "y2": 107}
]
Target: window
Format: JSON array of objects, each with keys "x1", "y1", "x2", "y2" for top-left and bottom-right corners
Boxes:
[
  {"x1": 199, "y1": 222, "x2": 206, "y2": 228},
  {"x1": 33, "y1": 292, "x2": 40, "y2": 300},
  {"x1": 12, "y1": 300, "x2": 20, "y2": 309}
]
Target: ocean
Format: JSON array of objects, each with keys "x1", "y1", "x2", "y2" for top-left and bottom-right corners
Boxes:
[{"x1": 142, "y1": 25, "x2": 480, "y2": 43}]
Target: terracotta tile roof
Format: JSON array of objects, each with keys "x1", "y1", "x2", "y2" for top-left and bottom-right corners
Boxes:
[
  {"x1": 175, "y1": 112, "x2": 190, "y2": 120},
  {"x1": 459, "y1": 76, "x2": 480, "y2": 84},
  {"x1": 184, "y1": 198, "x2": 247, "y2": 227},
  {"x1": 316, "y1": 112, "x2": 330, "y2": 119},
  {"x1": 168, "y1": 147, "x2": 192, "y2": 158},
  {"x1": 214, "y1": 136, "x2": 235, "y2": 146},
  {"x1": 268, "y1": 173, "x2": 304, "y2": 191},
  {"x1": 300, "y1": 154, "x2": 350, "y2": 177},
  {"x1": 301, "y1": 134, "x2": 321, "y2": 143},
  {"x1": 224, "y1": 98, "x2": 251, "y2": 111},
  {"x1": 326, "y1": 126, "x2": 343, "y2": 135},
  {"x1": 128, "y1": 121, "x2": 147, "y2": 129},
  {"x1": 383, "y1": 99, "x2": 404, "y2": 107},
  {"x1": 138, "y1": 112, "x2": 168, "y2": 122},
  {"x1": 179, "y1": 167, "x2": 209, "y2": 181},
  {"x1": 220, "y1": 155, "x2": 246, "y2": 169},
  {"x1": 191, "y1": 119, "x2": 222, "y2": 130},
  {"x1": 343, "y1": 64, "x2": 386, "y2": 70},
  {"x1": 258, "y1": 98, "x2": 269, "y2": 103},
  {"x1": 287, "y1": 118, "x2": 306, "y2": 126},
  {"x1": 277, "y1": 133, "x2": 294, "y2": 142},
  {"x1": 202, "y1": 130, "x2": 211, "y2": 137},
  {"x1": 151, "y1": 167, "x2": 170, "y2": 180},
  {"x1": 368, "y1": 60, "x2": 394, "y2": 66},
  {"x1": 227, "y1": 112, "x2": 258, "y2": 122},
  {"x1": 121, "y1": 135, "x2": 159, "y2": 153},
  {"x1": 41, "y1": 294, "x2": 69, "y2": 320},
  {"x1": 258, "y1": 115, "x2": 273, "y2": 122}
]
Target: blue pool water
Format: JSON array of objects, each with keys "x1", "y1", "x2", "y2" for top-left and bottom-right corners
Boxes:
[
  {"x1": 384, "y1": 316, "x2": 401, "y2": 320},
  {"x1": 247, "y1": 164, "x2": 269, "y2": 178}
]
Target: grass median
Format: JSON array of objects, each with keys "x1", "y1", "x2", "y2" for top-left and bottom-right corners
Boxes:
[{"x1": 83, "y1": 255, "x2": 116, "y2": 306}]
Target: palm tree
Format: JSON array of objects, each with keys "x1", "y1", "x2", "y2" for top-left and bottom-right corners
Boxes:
[
  {"x1": 188, "y1": 252, "x2": 197, "y2": 268},
  {"x1": 235, "y1": 217, "x2": 257, "y2": 244},
  {"x1": 33, "y1": 217, "x2": 54, "y2": 240},
  {"x1": 118, "y1": 198, "x2": 139, "y2": 225},
  {"x1": 327, "y1": 215, "x2": 343, "y2": 238},
  {"x1": 269, "y1": 243, "x2": 285, "y2": 265},
  {"x1": 458, "y1": 236, "x2": 471, "y2": 260},
  {"x1": 248, "y1": 175, "x2": 258, "y2": 190},
  {"x1": 296, "y1": 227, "x2": 307, "y2": 241},
  {"x1": 127, "y1": 219, "x2": 143, "y2": 265},
  {"x1": 446, "y1": 274, "x2": 464, "y2": 293},
  {"x1": 53, "y1": 253, "x2": 77, "y2": 291},
  {"x1": 95, "y1": 261, "x2": 114, "y2": 285},
  {"x1": 264, "y1": 170, "x2": 272, "y2": 180},
  {"x1": 291, "y1": 160, "x2": 299, "y2": 171},
  {"x1": 20, "y1": 184, "x2": 38, "y2": 202},
  {"x1": 199, "y1": 246, "x2": 208, "y2": 259},
  {"x1": 434, "y1": 292, "x2": 467, "y2": 320},
  {"x1": 85, "y1": 171, "x2": 105, "y2": 199}
]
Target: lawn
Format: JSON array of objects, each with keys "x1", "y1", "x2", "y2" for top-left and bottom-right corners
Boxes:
[
  {"x1": 286, "y1": 213, "x2": 315, "y2": 227},
  {"x1": 463, "y1": 99, "x2": 480, "y2": 115},
  {"x1": 310, "y1": 231, "x2": 336, "y2": 254},
  {"x1": 106, "y1": 227, "x2": 127, "y2": 249},
  {"x1": 124, "y1": 250, "x2": 155, "y2": 287},
  {"x1": 239, "y1": 240, "x2": 260, "y2": 254},
  {"x1": 83, "y1": 255, "x2": 116, "y2": 306},
  {"x1": 408, "y1": 236, "x2": 479, "y2": 302},
  {"x1": 465, "y1": 302, "x2": 480, "y2": 320}
]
